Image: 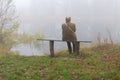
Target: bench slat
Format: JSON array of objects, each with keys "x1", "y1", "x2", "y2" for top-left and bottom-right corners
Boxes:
[{"x1": 37, "y1": 39, "x2": 92, "y2": 43}]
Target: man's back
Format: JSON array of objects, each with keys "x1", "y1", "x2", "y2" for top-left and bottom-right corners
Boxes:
[{"x1": 62, "y1": 22, "x2": 77, "y2": 41}]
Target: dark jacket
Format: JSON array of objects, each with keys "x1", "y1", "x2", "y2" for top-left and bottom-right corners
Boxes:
[{"x1": 62, "y1": 22, "x2": 77, "y2": 41}]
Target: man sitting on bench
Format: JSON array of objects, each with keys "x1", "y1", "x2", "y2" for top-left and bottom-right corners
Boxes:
[{"x1": 62, "y1": 17, "x2": 77, "y2": 54}]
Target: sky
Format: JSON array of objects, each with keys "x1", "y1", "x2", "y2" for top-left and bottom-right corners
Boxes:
[
  {"x1": 14, "y1": 0, "x2": 120, "y2": 16},
  {"x1": 13, "y1": 0, "x2": 120, "y2": 42}
]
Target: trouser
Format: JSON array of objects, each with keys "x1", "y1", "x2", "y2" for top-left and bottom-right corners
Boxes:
[{"x1": 67, "y1": 41, "x2": 76, "y2": 54}]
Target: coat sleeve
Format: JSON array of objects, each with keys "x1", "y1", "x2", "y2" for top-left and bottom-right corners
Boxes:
[
  {"x1": 74, "y1": 24, "x2": 76, "y2": 32},
  {"x1": 62, "y1": 24, "x2": 64, "y2": 30},
  {"x1": 62, "y1": 24, "x2": 64, "y2": 40}
]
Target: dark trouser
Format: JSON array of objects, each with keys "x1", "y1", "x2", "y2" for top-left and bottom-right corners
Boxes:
[{"x1": 67, "y1": 41, "x2": 76, "y2": 54}]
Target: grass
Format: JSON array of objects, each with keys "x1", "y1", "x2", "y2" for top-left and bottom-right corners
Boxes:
[{"x1": 0, "y1": 44, "x2": 120, "y2": 80}]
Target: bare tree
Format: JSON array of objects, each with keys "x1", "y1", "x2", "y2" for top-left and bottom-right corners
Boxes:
[
  {"x1": 106, "y1": 28, "x2": 113, "y2": 45},
  {"x1": 0, "y1": 0, "x2": 17, "y2": 30},
  {"x1": 0, "y1": 0, "x2": 19, "y2": 52},
  {"x1": 97, "y1": 32, "x2": 102, "y2": 46}
]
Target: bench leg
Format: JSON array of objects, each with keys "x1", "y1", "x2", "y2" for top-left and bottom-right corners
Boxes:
[
  {"x1": 75, "y1": 42, "x2": 80, "y2": 55},
  {"x1": 49, "y1": 41, "x2": 54, "y2": 57}
]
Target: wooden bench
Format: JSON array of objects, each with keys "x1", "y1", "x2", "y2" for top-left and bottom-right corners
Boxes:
[{"x1": 37, "y1": 39, "x2": 92, "y2": 57}]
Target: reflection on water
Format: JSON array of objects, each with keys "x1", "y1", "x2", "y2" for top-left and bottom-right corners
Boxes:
[
  {"x1": 11, "y1": 44, "x2": 45, "y2": 56},
  {"x1": 11, "y1": 41, "x2": 67, "y2": 56}
]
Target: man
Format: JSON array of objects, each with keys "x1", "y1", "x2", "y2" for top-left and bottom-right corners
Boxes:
[{"x1": 62, "y1": 17, "x2": 77, "y2": 54}]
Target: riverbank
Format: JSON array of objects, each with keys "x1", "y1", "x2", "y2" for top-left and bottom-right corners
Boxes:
[{"x1": 0, "y1": 44, "x2": 120, "y2": 80}]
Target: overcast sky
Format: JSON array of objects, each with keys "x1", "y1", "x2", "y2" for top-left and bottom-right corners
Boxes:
[{"x1": 14, "y1": 0, "x2": 120, "y2": 22}]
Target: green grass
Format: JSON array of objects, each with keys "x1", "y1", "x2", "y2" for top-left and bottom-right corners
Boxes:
[{"x1": 0, "y1": 44, "x2": 120, "y2": 80}]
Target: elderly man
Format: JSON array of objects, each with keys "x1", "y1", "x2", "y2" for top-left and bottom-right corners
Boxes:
[{"x1": 62, "y1": 17, "x2": 77, "y2": 54}]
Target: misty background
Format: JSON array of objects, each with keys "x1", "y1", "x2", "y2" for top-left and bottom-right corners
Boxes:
[{"x1": 12, "y1": 0, "x2": 120, "y2": 55}]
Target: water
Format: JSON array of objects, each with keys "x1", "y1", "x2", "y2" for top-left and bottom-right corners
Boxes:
[
  {"x1": 11, "y1": 44, "x2": 44, "y2": 56},
  {"x1": 11, "y1": 41, "x2": 68, "y2": 56}
]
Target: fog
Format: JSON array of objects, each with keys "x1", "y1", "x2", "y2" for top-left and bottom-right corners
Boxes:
[
  {"x1": 14, "y1": 0, "x2": 120, "y2": 41},
  {"x1": 12, "y1": 0, "x2": 120, "y2": 55}
]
